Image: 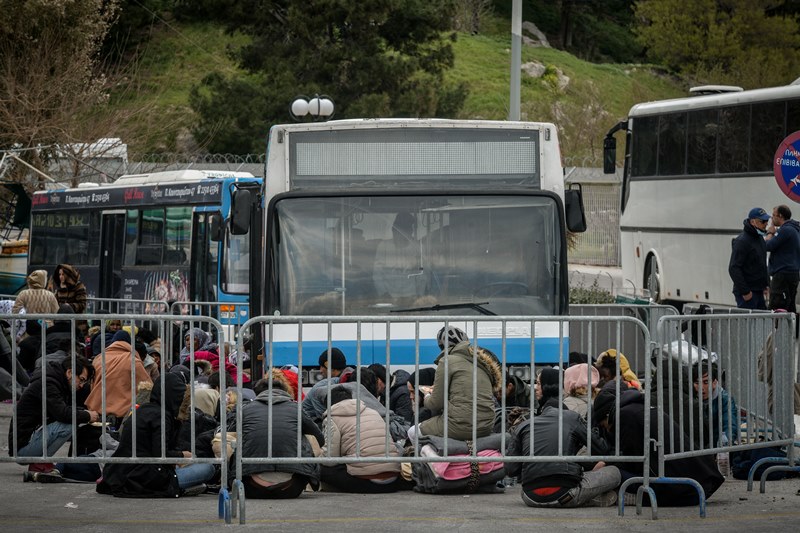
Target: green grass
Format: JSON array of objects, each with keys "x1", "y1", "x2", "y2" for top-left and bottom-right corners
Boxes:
[{"x1": 109, "y1": 16, "x2": 687, "y2": 159}]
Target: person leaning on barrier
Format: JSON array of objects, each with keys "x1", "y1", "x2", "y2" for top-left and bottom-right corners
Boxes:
[
  {"x1": 319, "y1": 386, "x2": 404, "y2": 493},
  {"x1": 11, "y1": 354, "x2": 99, "y2": 482},
  {"x1": 728, "y1": 207, "x2": 770, "y2": 310},
  {"x1": 592, "y1": 382, "x2": 724, "y2": 507},
  {"x1": 232, "y1": 377, "x2": 323, "y2": 499},
  {"x1": 507, "y1": 368, "x2": 620, "y2": 508},
  {"x1": 407, "y1": 326, "x2": 500, "y2": 442},
  {"x1": 97, "y1": 372, "x2": 216, "y2": 498},
  {"x1": 765, "y1": 204, "x2": 800, "y2": 313}
]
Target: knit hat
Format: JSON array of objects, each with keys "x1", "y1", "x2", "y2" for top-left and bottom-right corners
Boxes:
[
  {"x1": 437, "y1": 326, "x2": 469, "y2": 350},
  {"x1": 318, "y1": 347, "x2": 347, "y2": 370},
  {"x1": 538, "y1": 367, "x2": 561, "y2": 401}
]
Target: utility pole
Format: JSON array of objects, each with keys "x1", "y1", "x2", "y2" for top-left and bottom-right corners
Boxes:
[{"x1": 509, "y1": 0, "x2": 521, "y2": 121}]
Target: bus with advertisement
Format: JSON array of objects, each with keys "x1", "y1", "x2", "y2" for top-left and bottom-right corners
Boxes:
[
  {"x1": 603, "y1": 82, "x2": 800, "y2": 306},
  {"x1": 230, "y1": 119, "x2": 586, "y2": 383},
  {"x1": 28, "y1": 169, "x2": 261, "y2": 334}
]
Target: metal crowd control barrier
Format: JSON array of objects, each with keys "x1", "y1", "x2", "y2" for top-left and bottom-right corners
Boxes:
[
  {"x1": 228, "y1": 314, "x2": 653, "y2": 525},
  {"x1": 570, "y1": 304, "x2": 679, "y2": 372},
  {"x1": 654, "y1": 312, "x2": 798, "y2": 514},
  {"x1": 1, "y1": 312, "x2": 237, "y2": 525}
]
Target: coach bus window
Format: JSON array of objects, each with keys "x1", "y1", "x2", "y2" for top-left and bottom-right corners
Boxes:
[
  {"x1": 717, "y1": 105, "x2": 750, "y2": 174},
  {"x1": 631, "y1": 115, "x2": 658, "y2": 177},
  {"x1": 222, "y1": 231, "x2": 249, "y2": 294},
  {"x1": 750, "y1": 101, "x2": 787, "y2": 172},
  {"x1": 657, "y1": 113, "x2": 686, "y2": 176},
  {"x1": 687, "y1": 109, "x2": 717, "y2": 175},
  {"x1": 164, "y1": 207, "x2": 191, "y2": 265},
  {"x1": 124, "y1": 210, "x2": 138, "y2": 266},
  {"x1": 137, "y1": 208, "x2": 164, "y2": 265},
  {"x1": 788, "y1": 99, "x2": 800, "y2": 137}
]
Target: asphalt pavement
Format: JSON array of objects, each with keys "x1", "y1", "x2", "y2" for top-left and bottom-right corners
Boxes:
[{"x1": 1, "y1": 402, "x2": 799, "y2": 532}]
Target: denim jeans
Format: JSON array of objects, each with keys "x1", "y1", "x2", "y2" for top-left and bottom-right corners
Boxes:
[
  {"x1": 175, "y1": 463, "x2": 216, "y2": 489},
  {"x1": 17, "y1": 421, "x2": 73, "y2": 458}
]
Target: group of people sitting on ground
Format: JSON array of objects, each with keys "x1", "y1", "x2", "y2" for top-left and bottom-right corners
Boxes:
[{"x1": 8, "y1": 321, "x2": 736, "y2": 507}]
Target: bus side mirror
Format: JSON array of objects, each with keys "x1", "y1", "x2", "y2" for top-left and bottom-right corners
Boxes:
[
  {"x1": 230, "y1": 189, "x2": 251, "y2": 235},
  {"x1": 564, "y1": 185, "x2": 587, "y2": 233},
  {"x1": 603, "y1": 135, "x2": 617, "y2": 174},
  {"x1": 209, "y1": 212, "x2": 223, "y2": 242}
]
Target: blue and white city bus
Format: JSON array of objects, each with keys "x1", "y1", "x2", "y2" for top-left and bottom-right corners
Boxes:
[
  {"x1": 232, "y1": 119, "x2": 586, "y2": 383},
  {"x1": 28, "y1": 169, "x2": 261, "y2": 334}
]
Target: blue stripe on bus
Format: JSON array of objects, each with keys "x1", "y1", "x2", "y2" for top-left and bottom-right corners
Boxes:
[{"x1": 268, "y1": 337, "x2": 569, "y2": 367}]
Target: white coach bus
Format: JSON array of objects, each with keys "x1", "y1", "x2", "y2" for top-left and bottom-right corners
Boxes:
[
  {"x1": 232, "y1": 119, "x2": 586, "y2": 382},
  {"x1": 603, "y1": 82, "x2": 800, "y2": 305}
]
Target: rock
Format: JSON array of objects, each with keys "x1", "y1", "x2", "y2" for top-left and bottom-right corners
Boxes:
[
  {"x1": 522, "y1": 21, "x2": 550, "y2": 48},
  {"x1": 521, "y1": 61, "x2": 545, "y2": 78}
]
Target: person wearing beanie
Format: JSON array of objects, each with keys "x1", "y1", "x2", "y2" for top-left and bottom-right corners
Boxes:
[
  {"x1": 592, "y1": 382, "x2": 724, "y2": 507},
  {"x1": 506, "y1": 367, "x2": 620, "y2": 508},
  {"x1": 301, "y1": 347, "x2": 352, "y2": 422},
  {"x1": 319, "y1": 347, "x2": 347, "y2": 378}
]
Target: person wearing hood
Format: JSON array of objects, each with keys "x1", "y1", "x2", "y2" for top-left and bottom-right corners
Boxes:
[
  {"x1": 179, "y1": 327, "x2": 212, "y2": 365},
  {"x1": 97, "y1": 372, "x2": 215, "y2": 497},
  {"x1": 765, "y1": 204, "x2": 800, "y2": 312},
  {"x1": 412, "y1": 326, "x2": 501, "y2": 441},
  {"x1": 50, "y1": 264, "x2": 87, "y2": 314},
  {"x1": 507, "y1": 368, "x2": 620, "y2": 508},
  {"x1": 595, "y1": 349, "x2": 641, "y2": 390},
  {"x1": 319, "y1": 386, "x2": 402, "y2": 492},
  {"x1": 232, "y1": 377, "x2": 323, "y2": 499},
  {"x1": 85, "y1": 330, "x2": 153, "y2": 424},
  {"x1": 592, "y1": 383, "x2": 724, "y2": 507},
  {"x1": 12, "y1": 270, "x2": 59, "y2": 316},
  {"x1": 728, "y1": 207, "x2": 770, "y2": 309}
]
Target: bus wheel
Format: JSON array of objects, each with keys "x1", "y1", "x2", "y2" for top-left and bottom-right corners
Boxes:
[{"x1": 644, "y1": 255, "x2": 661, "y2": 303}]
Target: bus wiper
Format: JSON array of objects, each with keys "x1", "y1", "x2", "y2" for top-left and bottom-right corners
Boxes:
[{"x1": 390, "y1": 301, "x2": 496, "y2": 316}]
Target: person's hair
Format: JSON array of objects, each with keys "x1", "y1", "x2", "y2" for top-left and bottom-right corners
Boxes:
[
  {"x1": 318, "y1": 347, "x2": 347, "y2": 370},
  {"x1": 408, "y1": 368, "x2": 436, "y2": 390},
  {"x1": 355, "y1": 367, "x2": 378, "y2": 397},
  {"x1": 207, "y1": 371, "x2": 221, "y2": 390},
  {"x1": 777, "y1": 204, "x2": 792, "y2": 220},
  {"x1": 367, "y1": 363, "x2": 387, "y2": 385},
  {"x1": 330, "y1": 385, "x2": 352, "y2": 406},
  {"x1": 63, "y1": 354, "x2": 91, "y2": 377},
  {"x1": 136, "y1": 328, "x2": 157, "y2": 344},
  {"x1": 25, "y1": 319, "x2": 41, "y2": 336},
  {"x1": 253, "y1": 378, "x2": 288, "y2": 395},
  {"x1": 692, "y1": 361, "x2": 719, "y2": 382},
  {"x1": 568, "y1": 351, "x2": 588, "y2": 366},
  {"x1": 436, "y1": 326, "x2": 469, "y2": 350}
]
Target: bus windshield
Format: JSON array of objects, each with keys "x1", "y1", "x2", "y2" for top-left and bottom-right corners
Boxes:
[
  {"x1": 269, "y1": 194, "x2": 562, "y2": 316},
  {"x1": 222, "y1": 230, "x2": 250, "y2": 294}
]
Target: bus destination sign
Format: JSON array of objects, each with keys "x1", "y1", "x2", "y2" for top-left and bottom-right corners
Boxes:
[{"x1": 31, "y1": 181, "x2": 223, "y2": 211}]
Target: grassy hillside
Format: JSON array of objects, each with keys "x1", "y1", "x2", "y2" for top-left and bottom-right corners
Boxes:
[{"x1": 111, "y1": 16, "x2": 686, "y2": 161}]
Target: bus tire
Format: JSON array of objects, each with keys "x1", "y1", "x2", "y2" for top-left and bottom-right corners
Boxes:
[{"x1": 644, "y1": 255, "x2": 661, "y2": 303}]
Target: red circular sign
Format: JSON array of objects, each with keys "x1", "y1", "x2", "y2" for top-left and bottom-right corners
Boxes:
[{"x1": 774, "y1": 130, "x2": 800, "y2": 203}]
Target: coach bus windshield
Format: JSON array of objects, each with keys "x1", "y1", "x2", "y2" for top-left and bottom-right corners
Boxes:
[{"x1": 268, "y1": 194, "x2": 564, "y2": 316}]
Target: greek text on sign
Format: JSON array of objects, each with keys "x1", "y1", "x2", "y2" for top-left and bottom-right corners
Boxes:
[{"x1": 774, "y1": 130, "x2": 800, "y2": 203}]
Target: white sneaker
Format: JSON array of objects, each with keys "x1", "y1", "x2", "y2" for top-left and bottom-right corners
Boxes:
[{"x1": 794, "y1": 414, "x2": 800, "y2": 439}]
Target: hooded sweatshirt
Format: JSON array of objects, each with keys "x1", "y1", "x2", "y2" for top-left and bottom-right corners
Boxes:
[
  {"x1": 766, "y1": 218, "x2": 800, "y2": 275},
  {"x1": 12, "y1": 270, "x2": 60, "y2": 315},
  {"x1": 52, "y1": 264, "x2": 87, "y2": 314}
]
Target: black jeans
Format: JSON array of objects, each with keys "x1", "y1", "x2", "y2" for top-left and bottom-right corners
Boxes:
[
  {"x1": 242, "y1": 474, "x2": 307, "y2": 499},
  {"x1": 321, "y1": 464, "x2": 400, "y2": 493},
  {"x1": 769, "y1": 271, "x2": 800, "y2": 312}
]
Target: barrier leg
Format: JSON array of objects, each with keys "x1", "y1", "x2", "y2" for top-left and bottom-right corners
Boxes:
[
  {"x1": 232, "y1": 479, "x2": 246, "y2": 524},
  {"x1": 617, "y1": 477, "x2": 641, "y2": 517},
  {"x1": 746, "y1": 457, "x2": 788, "y2": 492},
  {"x1": 636, "y1": 485, "x2": 658, "y2": 519},
  {"x1": 759, "y1": 465, "x2": 800, "y2": 494},
  {"x1": 649, "y1": 477, "x2": 705, "y2": 518},
  {"x1": 218, "y1": 487, "x2": 230, "y2": 523}
]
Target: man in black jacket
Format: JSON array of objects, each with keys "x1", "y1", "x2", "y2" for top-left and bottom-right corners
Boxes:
[
  {"x1": 506, "y1": 368, "x2": 620, "y2": 507},
  {"x1": 233, "y1": 378, "x2": 323, "y2": 499},
  {"x1": 11, "y1": 355, "x2": 98, "y2": 482},
  {"x1": 729, "y1": 207, "x2": 770, "y2": 309},
  {"x1": 765, "y1": 204, "x2": 800, "y2": 312}
]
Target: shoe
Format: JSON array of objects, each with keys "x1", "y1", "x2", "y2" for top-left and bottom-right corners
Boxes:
[
  {"x1": 588, "y1": 490, "x2": 618, "y2": 507},
  {"x1": 181, "y1": 484, "x2": 207, "y2": 497},
  {"x1": 35, "y1": 470, "x2": 64, "y2": 484},
  {"x1": 27, "y1": 463, "x2": 57, "y2": 474},
  {"x1": 22, "y1": 471, "x2": 35, "y2": 483},
  {"x1": 623, "y1": 492, "x2": 637, "y2": 506}
]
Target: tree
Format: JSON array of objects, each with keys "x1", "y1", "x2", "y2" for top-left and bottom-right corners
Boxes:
[
  {"x1": 188, "y1": 0, "x2": 469, "y2": 154},
  {"x1": 634, "y1": 0, "x2": 800, "y2": 88},
  {"x1": 0, "y1": 0, "x2": 122, "y2": 184}
]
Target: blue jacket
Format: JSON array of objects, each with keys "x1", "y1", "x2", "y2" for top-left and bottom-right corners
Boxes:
[{"x1": 766, "y1": 219, "x2": 800, "y2": 275}]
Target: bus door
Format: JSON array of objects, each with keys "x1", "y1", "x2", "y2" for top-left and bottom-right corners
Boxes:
[
  {"x1": 99, "y1": 211, "x2": 126, "y2": 299},
  {"x1": 190, "y1": 211, "x2": 218, "y2": 310}
]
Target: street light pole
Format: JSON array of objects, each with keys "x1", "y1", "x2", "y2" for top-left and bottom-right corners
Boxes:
[{"x1": 509, "y1": 0, "x2": 521, "y2": 121}]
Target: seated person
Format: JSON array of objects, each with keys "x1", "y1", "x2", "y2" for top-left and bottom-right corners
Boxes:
[
  {"x1": 507, "y1": 368, "x2": 620, "y2": 508},
  {"x1": 692, "y1": 361, "x2": 739, "y2": 447},
  {"x1": 319, "y1": 386, "x2": 402, "y2": 493}
]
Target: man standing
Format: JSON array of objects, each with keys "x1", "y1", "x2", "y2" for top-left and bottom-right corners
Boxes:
[
  {"x1": 765, "y1": 205, "x2": 800, "y2": 312},
  {"x1": 729, "y1": 207, "x2": 770, "y2": 309}
]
